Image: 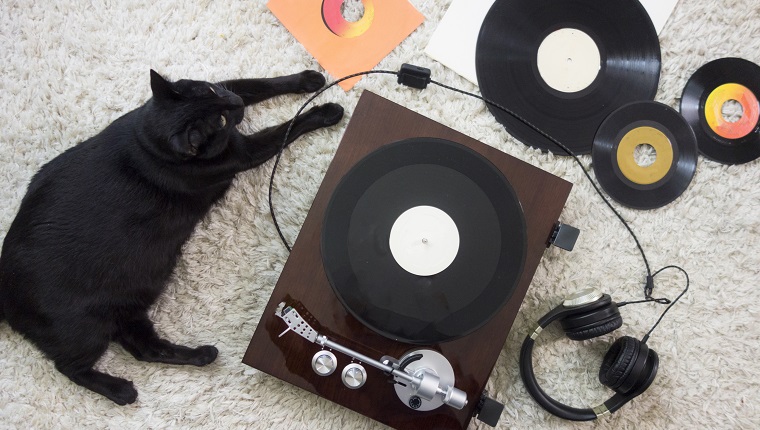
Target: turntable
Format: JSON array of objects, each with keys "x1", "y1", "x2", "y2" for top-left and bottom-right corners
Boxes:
[{"x1": 243, "y1": 91, "x2": 572, "y2": 429}]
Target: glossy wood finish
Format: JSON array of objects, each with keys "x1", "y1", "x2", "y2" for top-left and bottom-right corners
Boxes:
[{"x1": 243, "y1": 91, "x2": 572, "y2": 429}]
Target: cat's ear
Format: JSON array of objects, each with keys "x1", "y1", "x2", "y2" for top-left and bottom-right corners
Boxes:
[{"x1": 150, "y1": 69, "x2": 180, "y2": 101}]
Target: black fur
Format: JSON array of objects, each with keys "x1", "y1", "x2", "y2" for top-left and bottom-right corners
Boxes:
[{"x1": 0, "y1": 69, "x2": 343, "y2": 405}]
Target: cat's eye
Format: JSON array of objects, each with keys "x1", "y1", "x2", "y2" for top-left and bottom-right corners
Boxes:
[
  {"x1": 218, "y1": 114, "x2": 227, "y2": 128},
  {"x1": 209, "y1": 85, "x2": 219, "y2": 96}
]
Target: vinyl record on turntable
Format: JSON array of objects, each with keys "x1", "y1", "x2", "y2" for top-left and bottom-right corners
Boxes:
[
  {"x1": 321, "y1": 137, "x2": 527, "y2": 344},
  {"x1": 475, "y1": 0, "x2": 661, "y2": 155},
  {"x1": 592, "y1": 101, "x2": 698, "y2": 210},
  {"x1": 680, "y1": 57, "x2": 760, "y2": 165}
]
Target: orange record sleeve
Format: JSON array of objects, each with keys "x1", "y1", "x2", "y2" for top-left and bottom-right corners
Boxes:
[{"x1": 267, "y1": 0, "x2": 424, "y2": 90}]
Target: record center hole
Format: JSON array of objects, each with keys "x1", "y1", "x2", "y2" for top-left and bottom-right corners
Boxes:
[
  {"x1": 634, "y1": 144, "x2": 657, "y2": 167},
  {"x1": 722, "y1": 99, "x2": 744, "y2": 123},
  {"x1": 340, "y1": 0, "x2": 365, "y2": 22}
]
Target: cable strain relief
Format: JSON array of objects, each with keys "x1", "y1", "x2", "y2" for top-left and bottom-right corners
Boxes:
[
  {"x1": 644, "y1": 275, "x2": 655, "y2": 298},
  {"x1": 398, "y1": 64, "x2": 432, "y2": 89}
]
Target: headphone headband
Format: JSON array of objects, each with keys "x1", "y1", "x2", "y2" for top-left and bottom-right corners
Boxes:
[{"x1": 520, "y1": 335, "x2": 602, "y2": 421}]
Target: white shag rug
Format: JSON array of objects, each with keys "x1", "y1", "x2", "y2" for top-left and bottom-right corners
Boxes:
[{"x1": 1, "y1": 1, "x2": 759, "y2": 429}]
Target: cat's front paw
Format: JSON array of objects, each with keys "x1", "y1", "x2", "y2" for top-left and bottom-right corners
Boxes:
[
  {"x1": 316, "y1": 103, "x2": 344, "y2": 126},
  {"x1": 298, "y1": 70, "x2": 326, "y2": 93}
]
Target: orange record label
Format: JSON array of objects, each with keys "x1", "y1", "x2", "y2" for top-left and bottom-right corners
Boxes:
[
  {"x1": 268, "y1": 0, "x2": 424, "y2": 90},
  {"x1": 704, "y1": 83, "x2": 760, "y2": 140}
]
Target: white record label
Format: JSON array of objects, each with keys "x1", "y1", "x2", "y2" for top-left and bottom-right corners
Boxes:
[
  {"x1": 389, "y1": 206, "x2": 460, "y2": 277},
  {"x1": 537, "y1": 28, "x2": 601, "y2": 93}
]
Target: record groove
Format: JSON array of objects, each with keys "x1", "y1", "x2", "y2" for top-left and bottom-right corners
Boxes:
[
  {"x1": 680, "y1": 57, "x2": 760, "y2": 165},
  {"x1": 321, "y1": 138, "x2": 527, "y2": 344},
  {"x1": 592, "y1": 101, "x2": 697, "y2": 210}
]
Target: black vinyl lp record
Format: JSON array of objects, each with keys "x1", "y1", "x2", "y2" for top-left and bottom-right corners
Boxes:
[
  {"x1": 592, "y1": 101, "x2": 697, "y2": 210},
  {"x1": 321, "y1": 138, "x2": 526, "y2": 344},
  {"x1": 680, "y1": 57, "x2": 760, "y2": 165},
  {"x1": 476, "y1": 0, "x2": 661, "y2": 155}
]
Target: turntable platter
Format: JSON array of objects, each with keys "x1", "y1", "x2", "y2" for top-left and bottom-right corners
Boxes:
[{"x1": 321, "y1": 138, "x2": 527, "y2": 344}]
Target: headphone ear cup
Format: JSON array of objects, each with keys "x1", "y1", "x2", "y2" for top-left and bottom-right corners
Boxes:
[
  {"x1": 565, "y1": 315, "x2": 622, "y2": 341},
  {"x1": 599, "y1": 336, "x2": 640, "y2": 390},
  {"x1": 599, "y1": 334, "x2": 660, "y2": 397},
  {"x1": 560, "y1": 301, "x2": 623, "y2": 341}
]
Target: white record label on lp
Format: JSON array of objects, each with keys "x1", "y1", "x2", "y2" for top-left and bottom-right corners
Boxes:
[
  {"x1": 537, "y1": 28, "x2": 601, "y2": 93},
  {"x1": 389, "y1": 206, "x2": 460, "y2": 277}
]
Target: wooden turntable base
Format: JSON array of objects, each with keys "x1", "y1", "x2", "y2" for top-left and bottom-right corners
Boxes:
[{"x1": 243, "y1": 91, "x2": 571, "y2": 429}]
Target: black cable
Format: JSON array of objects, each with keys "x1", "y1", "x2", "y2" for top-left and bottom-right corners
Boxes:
[
  {"x1": 426, "y1": 80, "x2": 690, "y2": 340},
  {"x1": 641, "y1": 265, "x2": 690, "y2": 343},
  {"x1": 617, "y1": 297, "x2": 671, "y2": 307},
  {"x1": 268, "y1": 69, "x2": 398, "y2": 252},
  {"x1": 428, "y1": 79, "x2": 653, "y2": 281},
  {"x1": 269, "y1": 66, "x2": 689, "y2": 314}
]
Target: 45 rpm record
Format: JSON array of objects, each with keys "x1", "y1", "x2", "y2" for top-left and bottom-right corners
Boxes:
[
  {"x1": 321, "y1": 138, "x2": 526, "y2": 344},
  {"x1": 592, "y1": 101, "x2": 697, "y2": 210},
  {"x1": 680, "y1": 57, "x2": 760, "y2": 165},
  {"x1": 475, "y1": 0, "x2": 661, "y2": 155}
]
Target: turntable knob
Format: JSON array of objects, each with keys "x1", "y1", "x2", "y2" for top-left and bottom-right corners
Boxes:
[
  {"x1": 311, "y1": 351, "x2": 337, "y2": 376},
  {"x1": 341, "y1": 363, "x2": 367, "y2": 389}
]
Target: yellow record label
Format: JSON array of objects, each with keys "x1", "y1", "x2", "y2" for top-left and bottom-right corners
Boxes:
[{"x1": 616, "y1": 126, "x2": 673, "y2": 185}]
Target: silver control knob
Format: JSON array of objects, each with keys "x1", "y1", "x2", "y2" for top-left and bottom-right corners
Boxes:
[
  {"x1": 341, "y1": 363, "x2": 367, "y2": 389},
  {"x1": 311, "y1": 350, "x2": 337, "y2": 376}
]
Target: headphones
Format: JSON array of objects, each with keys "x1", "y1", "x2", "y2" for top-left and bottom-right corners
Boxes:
[{"x1": 519, "y1": 288, "x2": 659, "y2": 421}]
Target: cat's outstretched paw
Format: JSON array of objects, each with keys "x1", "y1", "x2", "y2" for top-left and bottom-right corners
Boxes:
[
  {"x1": 190, "y1": 345, "x2": 218, "y2": 366},
  {"x1": 298, "y1": 70, "x2": 326, "y2": 93},
  {"x1": 315, "y1": 103, "x2": 344, "y2": 126}
]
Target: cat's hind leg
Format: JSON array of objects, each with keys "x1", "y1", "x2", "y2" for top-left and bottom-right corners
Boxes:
[
  {"x1": 114, "y1": 313, "x2": 218, "y2": 367},
  {"x1": 57, "y1": 364, "x2": 138, "y2": 405},
  {"x1": 44, "y1": 325, "x2": 138, "y2": 405},
  {"x1": 218, "y1": 70, "x2": 326, "y2": 106}
]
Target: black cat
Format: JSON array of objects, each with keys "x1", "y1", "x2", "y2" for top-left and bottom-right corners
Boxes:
[{"x1": 0, "y1": 69, "x2": 343, "y2": 405}]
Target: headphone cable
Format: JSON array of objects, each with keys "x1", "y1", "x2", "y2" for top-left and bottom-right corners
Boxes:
[
  {"x1": 268, "y1": 69, "x2": 397, "y2": 253},
  {"x1": 428, "y1": 78, "x2": 653, "y2": 280},
  {"x1": 268, "y1": 65, "x2": 688, "y2": 338}
]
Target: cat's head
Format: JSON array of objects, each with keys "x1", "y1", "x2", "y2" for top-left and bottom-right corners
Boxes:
[{"x1": 144, "y1": 70, "x2": 245, "y2": 161}]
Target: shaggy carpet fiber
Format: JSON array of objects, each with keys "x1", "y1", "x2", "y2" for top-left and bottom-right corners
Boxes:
[{"x1": 1, "y1": 0, "x2": 758, "y2": 429}]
